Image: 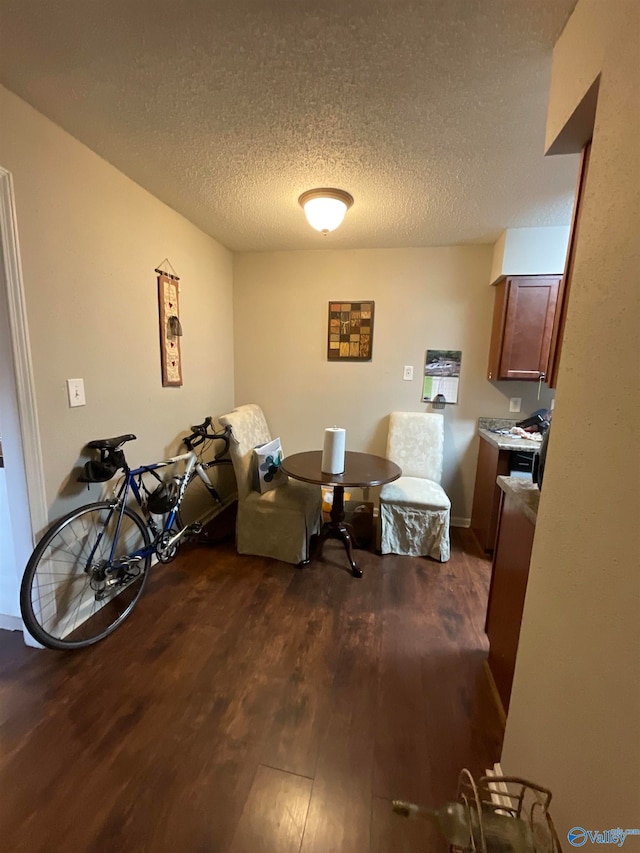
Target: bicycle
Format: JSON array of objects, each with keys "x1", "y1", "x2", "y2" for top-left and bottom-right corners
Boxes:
[{"x1": 20, "y1": 417, "x2": 233, "y2": 650}]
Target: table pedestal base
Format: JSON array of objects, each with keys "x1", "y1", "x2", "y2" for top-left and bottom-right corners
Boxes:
[{"x1": 316, "y1": 485, "x2": 363, "y2": 578}]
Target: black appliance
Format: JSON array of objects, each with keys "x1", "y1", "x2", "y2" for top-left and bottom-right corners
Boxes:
[
  {"x1": 516, "y1": 412, "x2": 550, "y2": 433},
  {"x1": 509, "y1": 450, "x2": 535, "y2": 476},
  {"x1": 533, "y1": 428, "x2": 551, "y2": 489}
]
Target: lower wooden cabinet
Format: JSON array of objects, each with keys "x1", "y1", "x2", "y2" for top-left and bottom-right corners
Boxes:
[
  {"x1": 471, "y1": 439, "x2": 510, "y2": 553},
  {"x1": 485, "y1": 491, "x2": 535, "y2": 714}
]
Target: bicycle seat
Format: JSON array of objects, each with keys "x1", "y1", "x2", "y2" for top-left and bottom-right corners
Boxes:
[{"x1": 86, "y1": 434, "x2": 136, "y2": 450}]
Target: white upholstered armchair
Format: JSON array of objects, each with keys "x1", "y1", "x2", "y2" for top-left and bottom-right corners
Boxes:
[
  {"x1": 218, "y1": 404, "x2": 322, "y2": 565},
  {"x1": 379, "y1": 411, "x2": 451, "y2": 561}
]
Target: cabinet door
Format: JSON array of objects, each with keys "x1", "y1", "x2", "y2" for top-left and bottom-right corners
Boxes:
[
  {"x1": 487, "y1": 279, "x2": 509, "y2": 381},
  {"x1": 471, "y1": 440, "x2": 510, "y2": 553},
  {"x1": 498, "y1": 276, "x2": 561, "y2": 380},
  {"x1": 485, "y1": 493, "x2": 535, "y2": 713}
]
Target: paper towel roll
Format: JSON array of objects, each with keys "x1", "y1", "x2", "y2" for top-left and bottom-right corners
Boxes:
[{"x1": 321, "y1": 427, "x2": 346, "y2": 474}]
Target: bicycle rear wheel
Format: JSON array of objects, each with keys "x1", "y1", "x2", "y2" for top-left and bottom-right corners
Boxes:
[
  {"x1": 177, "y1": 465, "x2": 226, "y2": 531},
  {"x1": 20, "y1": 502, "x2": 151, "y2": 650}
]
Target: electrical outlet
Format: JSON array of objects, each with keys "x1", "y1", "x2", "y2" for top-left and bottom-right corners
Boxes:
[
  {"x1": 509, "y1": 397, "x2": 522, "y2": 413},
  {"x1": 403, "y1": 365, "x2": 414, "y2": 381},
  {"x1": 67, "y1": 378, "x2": 86, "y2": 407}
]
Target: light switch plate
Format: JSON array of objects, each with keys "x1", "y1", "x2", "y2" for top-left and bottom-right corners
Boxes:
[
  {"x1": 403, "y1": 365, "x2": 414, "y2": 381},
  {"x1": 509, "y1": 397, "x2": 522, "y2": 413},
  {"x1": 67, "y1": 378, "x2": 86, "y2": 407}
]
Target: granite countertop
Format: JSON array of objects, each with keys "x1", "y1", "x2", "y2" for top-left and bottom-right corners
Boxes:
[
  {"x1": 478, "y1": 417, "x2": 543, "y2": 453},
  {"x1": 497, "y1": 475, "x2": 540, "y2": 525}
]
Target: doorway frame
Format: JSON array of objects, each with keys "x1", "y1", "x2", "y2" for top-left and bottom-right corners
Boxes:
[{"x1": 0, "y1": 166, "x2": 47, "y2": 638}]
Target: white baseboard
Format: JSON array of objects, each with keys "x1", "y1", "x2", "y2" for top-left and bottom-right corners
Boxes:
[{"x1": 0, "y1": 614, "x2": 23, "y2": 631}]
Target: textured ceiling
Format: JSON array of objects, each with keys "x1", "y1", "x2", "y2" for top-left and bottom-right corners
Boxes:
[{"x1": 0, "y1": 0, "x2": 578, "y2": 252}]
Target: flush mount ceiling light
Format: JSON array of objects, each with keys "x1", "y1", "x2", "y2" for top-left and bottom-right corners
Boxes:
[{"x1": 298, "y1": 188, "x2": 354, "y2": 235}]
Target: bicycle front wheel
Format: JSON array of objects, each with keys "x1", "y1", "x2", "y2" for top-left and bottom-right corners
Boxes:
[{"x1": 20, "y1": 503, "x2": 151, "y2": 650}]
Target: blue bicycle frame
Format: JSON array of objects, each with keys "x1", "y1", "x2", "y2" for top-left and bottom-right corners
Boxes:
[{"x1": 89, "y1": 449, "x2": 199, "y2": 569}]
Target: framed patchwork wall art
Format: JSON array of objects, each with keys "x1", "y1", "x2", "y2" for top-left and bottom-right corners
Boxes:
[{"x1": 327, "y1": 301, "x2": 374, "y2": 361}]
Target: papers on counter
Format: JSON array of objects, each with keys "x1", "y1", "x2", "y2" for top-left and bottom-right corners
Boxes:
[{"x1": 490, "y1": 427, "x2": 543, "y2": 442}]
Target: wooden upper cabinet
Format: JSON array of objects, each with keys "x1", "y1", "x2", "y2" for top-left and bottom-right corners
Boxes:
[{"x1": 487, "y1": 275, "x2": 562, "y2": 381}]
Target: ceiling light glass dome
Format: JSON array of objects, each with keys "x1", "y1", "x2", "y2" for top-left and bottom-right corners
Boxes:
[{"x1": 298, "y1": 188, "x2": 354, "y2": 234}]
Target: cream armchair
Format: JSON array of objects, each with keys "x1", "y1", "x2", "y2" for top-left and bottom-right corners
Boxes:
[
  {"x1": 218, "y1": 404, "x2": 322, "y2": 565},
  {"x1": 379, "y1": 411, "x2": 451, "y2": 561}
]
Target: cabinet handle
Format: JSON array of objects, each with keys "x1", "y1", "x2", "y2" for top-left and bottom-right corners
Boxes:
[{"x1": 537, "y1": 373, "x2": 545, "y2": 400}]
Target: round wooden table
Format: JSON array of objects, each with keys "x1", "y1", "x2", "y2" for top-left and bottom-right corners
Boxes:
[{"x1": 280, "y1": 450, "x2": 401, "y2": 577}]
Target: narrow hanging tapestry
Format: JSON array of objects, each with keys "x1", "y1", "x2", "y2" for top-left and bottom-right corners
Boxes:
[{"x1": 157, "y1": 269, "x2": 183, "y2": 387}]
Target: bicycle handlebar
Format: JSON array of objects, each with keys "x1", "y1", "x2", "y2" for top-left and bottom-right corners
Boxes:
[
  {"x1": 189, "y1": 416, "x2": 213, "y2": 436},
  {"x1": 183, "y1": 418, "x2": 232, "y2": 458}
]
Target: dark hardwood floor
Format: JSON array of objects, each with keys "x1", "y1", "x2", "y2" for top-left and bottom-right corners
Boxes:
[{"x1": 0, "y1": 526, "x2": 502, "y2": 852}]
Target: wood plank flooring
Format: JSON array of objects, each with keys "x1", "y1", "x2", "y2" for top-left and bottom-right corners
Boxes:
[{"x1": 0, "y1": 527, "x2": 503, "y2": 852}]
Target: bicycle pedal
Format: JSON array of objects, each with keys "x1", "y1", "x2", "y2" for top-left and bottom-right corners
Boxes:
[{"x1": 187, "y1": 523, "x2": 203, "y2": 535}]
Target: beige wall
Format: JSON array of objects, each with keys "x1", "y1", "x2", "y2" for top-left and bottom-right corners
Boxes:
[
  {"x1": 233, "y1": 247, "x2": 555, "y2": 522},
  {"x1": 0, "y1": 85, "x2": 235, "y2": 526},
  {"x1": 502, "y1": 0, "x2": 640, "y2": 835}
]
